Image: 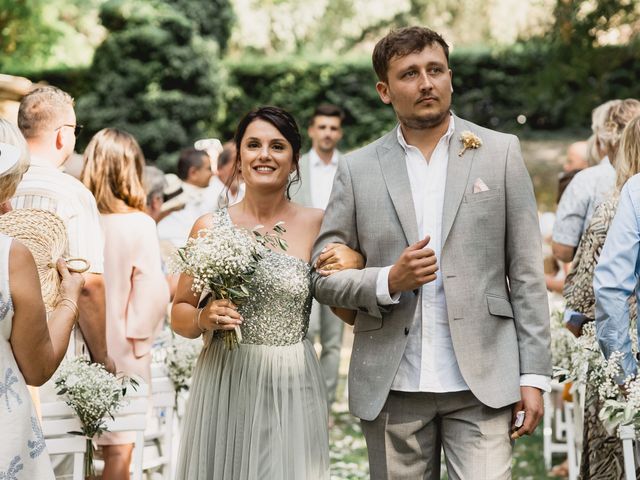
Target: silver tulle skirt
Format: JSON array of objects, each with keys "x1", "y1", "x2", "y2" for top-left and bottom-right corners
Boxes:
[{"x1": 176, "y1": 337, "x2": 329, "y2": 479}]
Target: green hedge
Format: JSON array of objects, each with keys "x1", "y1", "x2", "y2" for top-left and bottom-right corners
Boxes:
[
  {"x1": 12, "y1": 41, "x2": 640, "y2": 159},
  {"x1": 220, "y1": 43, "x2": 640, "y2": 151}
]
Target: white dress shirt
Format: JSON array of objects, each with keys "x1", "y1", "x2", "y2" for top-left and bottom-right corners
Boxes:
[
  {"x1": 309, "y1": 149, "x2": 339, "y2": 210},
  {"x1": 376, "y1": 118, "x2": 550, "y2": 393}
]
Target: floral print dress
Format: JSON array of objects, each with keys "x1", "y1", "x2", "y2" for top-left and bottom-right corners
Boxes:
[{"x1": 0, "y1": 234, "x2": 54, "y2": 479}]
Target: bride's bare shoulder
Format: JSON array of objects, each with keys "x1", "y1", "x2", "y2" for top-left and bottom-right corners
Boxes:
[{"x1": 292, "y1": 204, "x2": 323, "y2": 234}]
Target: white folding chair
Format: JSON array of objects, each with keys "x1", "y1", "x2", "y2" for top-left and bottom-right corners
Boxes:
[
  {"x1": 563, "y1": 399, "x2": 579, "y2": 480},
  {"x1": 143, "y1": 364, "x2": 176, "y2": 480},
  {"x1": 94, "y1": 381, "x2": 149, "y2": 480},
  {"x1": 40, "y1": 400, "x2": 86, "y2": 480},
  {"x1": 619, "y1": 425, "x2": 637, "y2": 480},
  {"x1": 543, "y1": 382, "x2": 569, "y2": 469}
]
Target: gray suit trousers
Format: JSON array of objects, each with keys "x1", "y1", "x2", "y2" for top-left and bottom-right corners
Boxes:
[{"x1": 360, "y1": 390, "x2": 513, "y2": 480}]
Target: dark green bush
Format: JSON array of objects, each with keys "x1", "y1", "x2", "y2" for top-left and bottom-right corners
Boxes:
[
  {"x1": 73, "y1": 0, "x2": 225, "y2": 171},
  {"x1": 220, "y1": 42, "x2": 640, "y2": 151},
  {"x1": 17, "y1": 40, "x2": 640, "y2": 162}
]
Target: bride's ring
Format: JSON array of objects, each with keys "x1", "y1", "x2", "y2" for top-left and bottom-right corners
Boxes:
[{"x1": 215, "y1": 315, "x2": 220, "y2": 325}]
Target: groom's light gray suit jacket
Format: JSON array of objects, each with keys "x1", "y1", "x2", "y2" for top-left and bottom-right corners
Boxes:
[{"x1": 311, "y1": 115, "x2": 552, "y2": 421}]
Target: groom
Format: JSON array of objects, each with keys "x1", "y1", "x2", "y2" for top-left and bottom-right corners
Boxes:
[{"x1": 312, "y1": 27, "x2": 551, "y2": 479}]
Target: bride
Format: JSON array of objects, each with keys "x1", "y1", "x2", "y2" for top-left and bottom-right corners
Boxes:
[{"x1": 171, "y1": 106, "x2": 362, "y2": 479}]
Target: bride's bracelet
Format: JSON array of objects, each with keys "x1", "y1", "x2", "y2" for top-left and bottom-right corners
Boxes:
[
  {"x1": 194, "y1": 307, "x2": 206, "y2": 333},
  {"x1": 56, "y1": 297, "x2": 79, "y2": 323}
]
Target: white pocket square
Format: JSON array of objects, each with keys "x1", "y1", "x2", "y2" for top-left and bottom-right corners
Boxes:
[{"x1": 472, "y1": 178, "x2": 490, "y2": 193}]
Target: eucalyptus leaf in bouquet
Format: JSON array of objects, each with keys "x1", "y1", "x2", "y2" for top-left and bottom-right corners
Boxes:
[{"x1": 172, "y1": 210, "x2": 287, "y2": 349}]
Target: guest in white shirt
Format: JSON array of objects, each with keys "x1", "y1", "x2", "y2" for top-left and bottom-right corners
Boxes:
[
  {"x1": 13, "y1": 85, "x2": 115, "y2": 480},
  {"x1": 13, "y1": 86, "x2": 114, "y2": 373},
  {"x1": 206, "y1": 141, "x2": 245, "y2": 209},
  {"x1": 291, "y1": 104, "x2": 345, "y2": 411},
  {"x1": 157, "y1": 148, "x2": 213, "y2": 249}
]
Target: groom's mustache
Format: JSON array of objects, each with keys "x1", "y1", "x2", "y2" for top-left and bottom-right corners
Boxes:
[{"x1": 415, "y1": 95, "x2": 438, "y2": 104}]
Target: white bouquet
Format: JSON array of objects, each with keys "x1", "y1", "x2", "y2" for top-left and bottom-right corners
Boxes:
[
  {"x1": 550, "y1": 308, "x2": 577, "y2": 380},
  {"x1": 598, "y1": 350, "x2": 640, "y2": 434},
  {"x1": 54, "y1": 357, "x2": 137, "y2": 478},
  {"x1": 172, "y1": 212, "x2": 286, "y2": 349},
  {"x1": 164, "y1": 334, "x2": 202, "y2": 392}
]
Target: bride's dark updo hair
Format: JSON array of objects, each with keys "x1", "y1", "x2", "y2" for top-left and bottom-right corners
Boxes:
[{"x1": 233, "y1": 106, "x2": 302, "y2": 199}]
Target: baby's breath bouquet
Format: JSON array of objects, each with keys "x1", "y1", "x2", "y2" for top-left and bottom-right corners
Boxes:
[
  {"x1": 598, "y1": 348, "x2": 640, "y2": 435},
  {"x1": 165, "y1": 333, "x2": 202, "y2": 392},
  {"x1": 54, "y1": 357, "x2": 137, "y2": 478},
  {"x1": 172, "y1": 211, "x2": 287, "y2": 349}
]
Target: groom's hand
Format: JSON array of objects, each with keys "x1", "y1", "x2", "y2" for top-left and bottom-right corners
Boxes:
[
  {"x1": 388, "y1": 236, "x2": 438, "y2": 296},
  {"x1": 510, "y1": 386, "x2": 544, "y2": 440}
]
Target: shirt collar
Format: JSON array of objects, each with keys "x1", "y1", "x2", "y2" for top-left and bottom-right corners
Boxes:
[
  {"x1": 29, "y1": 154, "x2": 55, "y2": 168},
  {"x1": 309, "y1": 148, "x2": 339, "y2": 167},
  {"x1": 600, "y1": 156, "x2": 611, "y2": 167},
  {"x1": 396, "y1": 114, "x2": 455, "y2": 153}
]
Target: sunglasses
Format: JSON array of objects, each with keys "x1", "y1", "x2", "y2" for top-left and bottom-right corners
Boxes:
[{"x1": 56, "y1": 124, "x2": 84, "y2": 138}]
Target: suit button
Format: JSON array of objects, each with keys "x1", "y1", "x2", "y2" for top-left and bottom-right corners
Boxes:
[
  {"x1": 413, "y1": 289, "x2": 419, "y2": 296},
  {"x1": 404, "y1": 327, "x2": 409, "y2": 335}
]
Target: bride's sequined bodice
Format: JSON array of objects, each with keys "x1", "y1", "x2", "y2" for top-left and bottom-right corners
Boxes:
[
  {"x1": 238, "y1": 250, "x2": 312, "y2": 346},
  {"x1": 214, "y1": 210, "x2": 313, "y2": 346}
]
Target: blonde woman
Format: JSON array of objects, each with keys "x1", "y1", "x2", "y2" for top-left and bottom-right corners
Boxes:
[
  {"x1": 81, "y1": 128, "x2": 169, "y2": 479},
  {"x1": 0, "y1": 119, "x2": 84, "y2": 478},
  {"x1": 563, "y1": 102, "x2": 640, "y2": 479}
]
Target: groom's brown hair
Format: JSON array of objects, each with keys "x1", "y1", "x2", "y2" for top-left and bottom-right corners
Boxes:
[{"x1": 372, "y1": 27, "x2": 449, "y2": 82}]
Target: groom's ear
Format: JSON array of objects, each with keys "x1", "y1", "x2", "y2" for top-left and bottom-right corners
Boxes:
[{"x1": 376, "y1": 81, "x2": 392, "y2": 105}]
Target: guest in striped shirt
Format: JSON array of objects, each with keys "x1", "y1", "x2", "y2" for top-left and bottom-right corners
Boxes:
[{"x1": 12, "y1": 86, "x2": 115, "y2": 374}]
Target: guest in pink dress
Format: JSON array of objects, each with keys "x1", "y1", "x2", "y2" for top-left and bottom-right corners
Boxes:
[{"x1": 81, "y1": 128, "x2": 169, "y2": 479}]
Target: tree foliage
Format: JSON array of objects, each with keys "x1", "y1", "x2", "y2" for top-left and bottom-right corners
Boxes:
[
  {"x1": 218, "y1": 42, "x2": 640, "y2": 152},
  {"x1": 75, "y1": 0, "x2": 225, "y2": 170},
  {"x1": 171, "y1": 0, "x2": 235, "y2": 53},
  {"x1": 0, "y1": 0, "x2": 59, "y2": 70}
]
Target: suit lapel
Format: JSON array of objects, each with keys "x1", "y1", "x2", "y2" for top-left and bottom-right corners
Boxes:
[
  {"x1": 377, "y1": 129, "x2": 419, "y2": 245},
  {"x1": 441, "y1": 115, "x2": 476, "y2": 247}
]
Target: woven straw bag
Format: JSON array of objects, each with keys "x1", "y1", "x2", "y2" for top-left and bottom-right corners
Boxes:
[{"x1": 0, "y1": 209, "x2": 89, "y2": 312}]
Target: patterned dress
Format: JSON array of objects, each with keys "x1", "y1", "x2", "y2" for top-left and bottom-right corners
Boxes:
[
  {"x1": 564, "y1": 198, "x2": 636, "y2": 479},
  {"x1": 0, "y1": 234, "x2": 55, "y2": 479},
  {"x1": 175, "y1": 210, "x2": 329, "y2": 479}
]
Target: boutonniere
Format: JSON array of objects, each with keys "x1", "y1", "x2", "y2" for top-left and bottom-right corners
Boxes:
[{"x1": 458, "y1": 131, "x2": 482, "y2": 157}]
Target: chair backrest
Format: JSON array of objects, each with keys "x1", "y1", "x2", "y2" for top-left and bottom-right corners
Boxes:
[
  {"x1": 145, "y1": 363, "x2": 176, "y2": 480},
  {"x1": 40, "y1": 400, "x2": 86, "y2": 480},
  {"x1": 103, "y1": 382, "x2": 149, "y2": 480}
]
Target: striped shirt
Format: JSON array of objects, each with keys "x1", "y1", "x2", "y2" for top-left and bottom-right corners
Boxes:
[
  {"x1": 12, "y1": 154, "x2": 105, "y2": 358},
  {"x1": 12, "y1": 155, "x2": 104, "y2": 273}
]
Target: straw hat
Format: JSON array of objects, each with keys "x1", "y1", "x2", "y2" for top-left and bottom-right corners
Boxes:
[{"x1": 0, "y1": 209, "x2": 89, "y2": 312}]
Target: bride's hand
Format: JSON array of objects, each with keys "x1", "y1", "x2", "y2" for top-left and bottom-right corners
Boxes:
[
  {"x1": 315, "y1": 243, "x2": 364, "y2": 276},
  {"x1": 198, "y1": 299, "x2": 243, "y2": 332}
]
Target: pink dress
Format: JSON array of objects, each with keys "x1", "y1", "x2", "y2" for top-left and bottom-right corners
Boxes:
[{"x1": 96, "y1": 212, "x2": 169, "y2": 445}]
